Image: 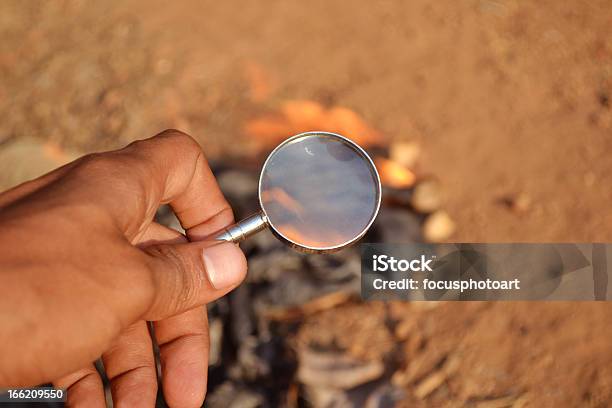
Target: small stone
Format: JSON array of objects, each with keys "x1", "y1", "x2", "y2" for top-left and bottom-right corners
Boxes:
[
  {"x1": 410, "y1": 179, "x2": 444, "y2": 213},
  {"x1": 499, "y1": 192, "x2": 531, "y2": 213},
  {"x1": 389, "y1": 141, "x2": 420, "y2": 169},
  {"x1": 512, "y1": 193, "x2": 531, "y2": 212},
  {"x1": 423, "y1": 211, "x2": 455, "y2": 242}
]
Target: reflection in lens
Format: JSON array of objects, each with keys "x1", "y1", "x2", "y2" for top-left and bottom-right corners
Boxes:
[{"x1": 260, "y1": 133, "x2": 379, "y2": 250}]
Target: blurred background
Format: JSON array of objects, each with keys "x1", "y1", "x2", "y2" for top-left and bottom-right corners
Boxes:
[{"x1": 1, "y1": 1, "x2": 611, "y2": 406}]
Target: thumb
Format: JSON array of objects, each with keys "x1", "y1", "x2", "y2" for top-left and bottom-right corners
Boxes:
[{"x1": 143, "y1": 240, "x2": 247, "y2": 320}]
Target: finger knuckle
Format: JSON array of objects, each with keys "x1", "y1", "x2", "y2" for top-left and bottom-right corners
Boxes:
[
  {"x1": 158, "y1": 128, "x2": 190, "y2": 139},
  {"x1": 73, "y1": 150, "x2": 149, "y2": 212},
  {"x1": 75, "y1": 152, "x2": 136, "y2": 186},
  {"x1": 158, "y1": 128, "x2": 196, "y2": 145},
  {"x1": 159, "y1": 128, "x2": 203, "y2": 155},
  {"x1": 77, "y1": 152, "x2": 115, "y2": 174},
  {"x1": 124, "y1": 129, "x2": 200, "y2": 160}
]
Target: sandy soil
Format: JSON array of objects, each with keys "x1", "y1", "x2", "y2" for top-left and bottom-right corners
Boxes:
[
  {"x1": 122, "y1": 0, "x2": 612, "y2": 243},
  {"x1": 1, "y1": 1, "x2": 611, "y2": 406}
]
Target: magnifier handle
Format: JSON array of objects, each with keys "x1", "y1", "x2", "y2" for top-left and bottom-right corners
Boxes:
[{"x1": 213, "y1": 211, "x2": 269, "y2": 243}]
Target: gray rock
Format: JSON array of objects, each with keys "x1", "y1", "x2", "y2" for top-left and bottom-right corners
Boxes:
[
  {"x1": 423, "y1": 211, "x2": 455, "y2": 242},
  {"x1": 410, "y1": 179, "x2": 444, "y2": 213}
]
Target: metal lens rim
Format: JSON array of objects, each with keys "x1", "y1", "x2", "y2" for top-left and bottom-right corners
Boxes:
[{"x1": 257, "y1": 131, "x2": 382, "y2": 254}]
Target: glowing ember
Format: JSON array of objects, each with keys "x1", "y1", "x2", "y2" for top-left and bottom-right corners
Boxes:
[{"x1": 374, "y1": 157, "x2": 416, "y2": 189}]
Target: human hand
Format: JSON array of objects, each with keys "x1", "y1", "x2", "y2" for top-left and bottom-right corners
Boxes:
[{"x1": 0, "y1": 130, "x2": 247, "y2": 407}]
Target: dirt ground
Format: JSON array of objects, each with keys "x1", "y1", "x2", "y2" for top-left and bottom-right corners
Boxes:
[{"x1": 1, "y1": 1, "x2": 611, "y2": 406}]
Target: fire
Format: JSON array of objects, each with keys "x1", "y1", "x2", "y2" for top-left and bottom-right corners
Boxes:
[
  {"x1": 374, "y1": 157, "x2": 416, "y2": 189},
  {"x1": 274, "y1": 224, "x2": 347, "y2": 248},
  {"x1": 243, "y1": 100, "x2": 386, "y2": 150},
  {"x1": 260, "y1": 187, "x2": 304, "y2": 215}
]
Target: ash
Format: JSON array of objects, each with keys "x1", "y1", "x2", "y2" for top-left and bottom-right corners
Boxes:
[{"x1": 153, "y1": 159, "x2": 423, "y2": 408}]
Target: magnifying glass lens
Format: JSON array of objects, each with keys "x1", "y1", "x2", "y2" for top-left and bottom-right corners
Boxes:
[{"x1": 260, "y1": 133, "x2": 379, "y2": 250}]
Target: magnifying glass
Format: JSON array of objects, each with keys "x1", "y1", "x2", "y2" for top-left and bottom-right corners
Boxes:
[{"x1": 213, "y1": 131, "x2": 382, "y2": 253}]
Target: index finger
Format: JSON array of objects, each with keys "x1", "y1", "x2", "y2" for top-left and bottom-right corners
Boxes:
[
  {"x1": 123, "y1": 129, "x2": 235, "y2": 238},
  {"x1": 62, "y1": 129, "x2": 233, "y2": 241}
]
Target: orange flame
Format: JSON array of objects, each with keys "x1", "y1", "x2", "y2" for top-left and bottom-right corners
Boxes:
[
  {"x1": 244, "y1": 100, "x2": 386, "y2": 150},
  {"x1": 374, "y1": 157, "x2": 416, "y2": 189},
  {"x1": 260, "y1": 187, "x2": 304, "y2": 215},
  {"x1": 274, "y1": 224, "x2": 346, "y2": 248}
]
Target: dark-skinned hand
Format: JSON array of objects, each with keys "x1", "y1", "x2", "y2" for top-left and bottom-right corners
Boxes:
[{"x1": 0, "y1": 130, "x2": 247, "y2": 407}]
